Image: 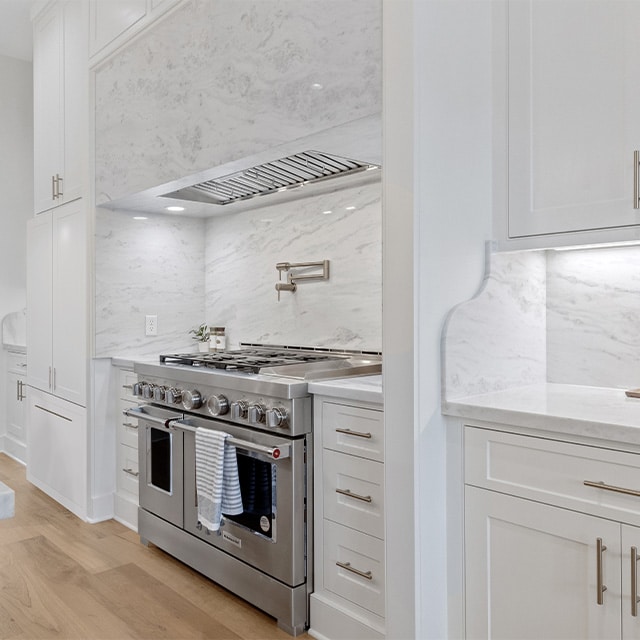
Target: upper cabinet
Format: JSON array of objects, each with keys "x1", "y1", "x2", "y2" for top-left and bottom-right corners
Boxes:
[
  {"x1": 495, "y1": 1, "x2": 640, "y2": 249},
  {"x1": 33, "y1": 0, "x2": 88, "y2": 214}
]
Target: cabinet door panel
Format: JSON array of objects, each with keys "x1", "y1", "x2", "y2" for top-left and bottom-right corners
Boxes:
[
  {"x1": 622, "y1": 525, "x2": 640, "y2": 639},
  {"x1": 466, "y1": 486, "x2": 621, "y2": 639},
  {"x1": 27, "y1": 213, "x2": 53, "y2": 393},
  {"x1": 33, "y1": 4, "x2": 64, "y2": 214},
  {"x1": 52, "y1": 200, "x2": 87, "y2": 405},
  {"x1": 508, "y1": 0, "x2": 640, "y2": 237}
]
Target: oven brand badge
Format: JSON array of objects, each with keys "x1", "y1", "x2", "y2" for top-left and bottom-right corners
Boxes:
[
  {"x1": 260, "y1": 516, "x2": 271, "y2": 533},
  {"x1": 222, "y1": 531, "x2": 242, "y2": 548}
]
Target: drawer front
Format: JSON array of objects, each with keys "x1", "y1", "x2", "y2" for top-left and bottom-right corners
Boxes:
[
  {"x1": 7, "y1": 351, "x2": 27, "y2": 374},
  {"x1": 465, "y1": 426, "x2": 640, "y2": 525},
  {"x1": 119, "y1": 369, "x2": 138, "y2": 402},
  {"x1": 117, "y1": 443, "x2": 139, "y2": 498},
  {"x1": 323, "y1": 449, "x2": 384, "y2": 539},
  {"x1": 323, "y1": 520, "x2": 385, "y2": 617},
  {"x1": 322, "y1": 402, "x2": 383, "y2": 462},
  {"x1": 118, "y1": 399, "x2": 139, "y2": 448}
]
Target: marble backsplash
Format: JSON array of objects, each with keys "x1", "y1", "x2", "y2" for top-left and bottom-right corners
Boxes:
[
  {"x1": 547, "y1": 246, "x2": 640, "y2": 388},
  {"x1": 94, "y1": 209, "x2": 206, "y2": 357},
  {"x1": 94, "y1": 0, "x2": 381, "y2": 205},
  {"x1": 444, "y1": 243, "x2": 640, "y2": 398},
  {"x1": 204, "y1": 179, "x2": 382, "y2": 351},
  {"x1": 94, "y1": 179, "x2": 382, "y2": 356},
  {"x1": 443, "y1": 249, "x2": 547, "y2": 399}
]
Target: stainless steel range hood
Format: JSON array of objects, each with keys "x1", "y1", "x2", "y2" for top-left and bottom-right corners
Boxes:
[
  {"x1": 162, "y1": 150, "x2": 379, "y2": 208},
  {"x1": 97, "y1": 114, "x2": 381, "y2": 218}
]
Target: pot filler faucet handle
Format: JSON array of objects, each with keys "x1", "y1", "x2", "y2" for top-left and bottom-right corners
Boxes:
[{"x1": 275, "y1": 281, "x2": 297, "y2": 301}]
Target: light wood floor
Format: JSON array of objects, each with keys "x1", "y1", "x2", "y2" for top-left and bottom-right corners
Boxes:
[{"x1": 0, "y1": 454, "x2": 307, "y2": 639}]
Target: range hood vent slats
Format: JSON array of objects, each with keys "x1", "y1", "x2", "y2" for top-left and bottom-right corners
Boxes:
[{"x1": 161, "y1": 150, "x2": 379, "y2": 207}]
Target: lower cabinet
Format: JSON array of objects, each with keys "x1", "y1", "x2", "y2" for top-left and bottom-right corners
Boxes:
[
  {"x1": 113, "y1": 366, "x2": 139, "y2": 529},
  {"x1": 465, "y1": 426, "x2": 640, "y2": 639},
  {"x1": 310, "y1": 396, "x2": 385, "y2": 640},
  {"x1": 26, "y1": 387, "x2": 87, "y2": 519},
  {"x1": 5, "y1": 349, "x2": 27, "y2": 463}
]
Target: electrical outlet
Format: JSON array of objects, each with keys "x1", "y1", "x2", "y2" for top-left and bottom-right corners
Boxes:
[{"x1": 145, "y1": 315, "x2": 158, "y2": 336}]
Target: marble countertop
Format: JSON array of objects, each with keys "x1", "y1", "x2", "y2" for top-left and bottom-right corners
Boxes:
[
  {"x1": 443, "y1": 383, "x2": 640, "y2": 446},
  {"x1": 308, "y1": 374, "x2": 382, "y2": 405}
]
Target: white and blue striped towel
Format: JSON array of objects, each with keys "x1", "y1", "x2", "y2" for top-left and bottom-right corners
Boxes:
[{"x1": 195, "y1": 428, "x2": 243, "y2": 532}]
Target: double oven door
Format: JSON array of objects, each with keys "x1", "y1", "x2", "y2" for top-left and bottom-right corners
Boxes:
[{"x1": 134, "y1": 405, "x2": 309, "y2": 589}]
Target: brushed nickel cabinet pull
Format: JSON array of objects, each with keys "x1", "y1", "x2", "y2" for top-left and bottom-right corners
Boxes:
[
  {"x1": 632, "y1": 546, "x2": 640, "y2": 617},
  {"x1": 122, "y1": 422, "x2": 138, "y2": 429},
  {"x1": 635, "y1": 151, "x2": 640, "y2": 209},
  {"x1": 56, "y1": 174, "x2": 63, "y2": 198},
  {"x1": 34, "y1": 404, "x2": 72, "y2": 422},
  {"x1": 52, "y1": 367, "x2": 56, "y2": 390},
  {"x1": 48, "y1": 366, "x2": 52, "y2": 389},
  {"x1": 122, "y1": 468, "x2": 139, "y2": 478},
  {"x1": 51, "y1": 175, "x2": 56, "y2": 200},
  {"x1": 336, "y1": 560, "x2": 373, "y2": 581},
  {"x1": 336, "y1": 487, "x2": 372, "y2": 503},
  {"x1": 597, "y1": 537, "x2": 607, "y2": 605},
  {"x1": 16, "y1": 380, "x2": 20, "y2": 401},
  {"x1": 335, "y1": 427, "x2": 372, "y2": 439},
  {"x1": 584, "y1": 480, "x2": 640, "y2": 498}
]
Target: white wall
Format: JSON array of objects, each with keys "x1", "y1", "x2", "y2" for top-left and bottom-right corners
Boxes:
[
  {"x1": 383, "y1": 1, "x2": 493, "y2": 637},
  {"x1": 0, "y1": 54, "x2": 32, "y2": 451}
]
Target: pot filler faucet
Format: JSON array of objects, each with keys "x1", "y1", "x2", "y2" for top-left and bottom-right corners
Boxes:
[{"x1": 275, "y1": 260, "x2": 330, "y2": 301}]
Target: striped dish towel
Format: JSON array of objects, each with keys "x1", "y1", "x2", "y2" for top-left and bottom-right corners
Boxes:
[{"x1": 195, "y1": 428, "x2": 243, "y2": 532}]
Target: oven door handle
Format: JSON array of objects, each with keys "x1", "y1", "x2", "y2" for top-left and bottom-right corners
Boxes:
[
  {"x1": 169, "y1": 419, "x2": 291, "y2": 460},
  {"x1": 123, "y1": 406, "x2": 183, "y2": 428}
]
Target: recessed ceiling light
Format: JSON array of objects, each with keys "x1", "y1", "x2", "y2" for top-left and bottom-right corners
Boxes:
[
  {"x1": 311, "y1": 83, "x2": 323, "y2": 90},
  {"x1": 345, "y1": 206, "x2": 356, "y2": 211},
  {"x1": 322, "y1": 210, "x2": 333, "y2": 215},
  {"x1": 133, "y1": 216, "x2": 148, "y2": 220},
  {"x1": 166, "y1": 205, "x2": 185, "y2": 212}
]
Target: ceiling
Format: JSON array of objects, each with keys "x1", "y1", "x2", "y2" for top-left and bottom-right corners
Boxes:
[{"x1": 0, "y1": 0, "x2": 33, "y2": 62}]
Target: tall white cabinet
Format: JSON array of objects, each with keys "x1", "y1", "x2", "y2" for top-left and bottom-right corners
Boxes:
[{"x1": 27, "y1": 0, "x2": 90, "y2": 521}]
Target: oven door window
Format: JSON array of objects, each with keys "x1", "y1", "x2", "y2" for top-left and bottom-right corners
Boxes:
[
  {"x1": 224, "y1": 452, "x2": 275, "y2": 539},
  {"x1": 150, "y1": 427, "x2": 173, "y2": 493}
]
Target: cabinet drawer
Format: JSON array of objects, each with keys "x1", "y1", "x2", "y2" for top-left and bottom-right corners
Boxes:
[
  {"x1": 117, "y1": 444, "x2": 139, "y2": 499},
  {"x1": 465, "y1": 427, "x2": 640, "y2": 525},
  {"x1": 119, "y1": 399, "x2": 139, "y2": 448},
  {"x1": 322, "y1": 402, "x2": 383, "y2": 462},
  {"x1": 6, "y1": 351, "x2": 27, "y2": 374},
  {"x1": 119, "y1": 369, "x2": 138, "y2": 402},
  {"x1": 323, "y1": 449, "x2": 384, "y2": 539},
  {"x1": 323, "y1": 520, "x2": 385, "y2": 617}
]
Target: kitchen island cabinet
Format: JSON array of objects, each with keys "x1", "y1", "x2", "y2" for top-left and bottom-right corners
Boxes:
[
  {"x1": 495, "y1": 0, "x2": 640, "y2": 250},
  {"x1": 308, "y1": 376, "x2": 385, "y2": 640}
]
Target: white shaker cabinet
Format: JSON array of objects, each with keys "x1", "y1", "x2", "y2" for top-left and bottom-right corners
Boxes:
[
  {"x1": 464, "y1": 426, "x2": 640, "y2": 639},
  {"x1": 33, "y1": 0, "x2": 88, "y2": 214},
  {"x1": 310, "y1": 397, "x2": 385, "y2": 640},
  {"x1": 26, "y1": 387, "x2": 87, "y2": 520},
  {"x1": 27, "y1": 199, "x2": 87, "y2": 407},
  {"x1": 498, "y1": 0, "x2": 640, "y2": 248},
  {"x1": 5, "y1": 350, "x2": 27, "y2": 463}
]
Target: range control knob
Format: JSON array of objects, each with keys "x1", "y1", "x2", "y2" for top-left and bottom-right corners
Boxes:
[
  {"x1": 153, "y1": 385, "x2": 166, "y2": 401},
  {"x1": 265, "y1": 407, "x2": 288, "y2": 428},
  {"x1": 166, "y1": 387, "x2": 182, "y2": 404},
  {"x1": 207, "y1": 394, "x2": 229, "y2": 416},
  {"x1": 247, "y1": 402, "x2": 266, "y2": 425},
  {"x1": 230, "y1": 400, "x2": 248, "y2": 420},
  {"x1": 132, "y1": 382, "x2": 144, "y2": 396},
  {"x1": 182, "y1": 389, "x2": 202, "y2": 410},
  {"x1": 142, "y1": 383, "x2": 154, "y2": 400}
]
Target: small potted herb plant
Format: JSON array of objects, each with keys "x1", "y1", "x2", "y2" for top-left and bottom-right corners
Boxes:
[{"x1": 189, "y1": 323, "x2": 210, "y2": 352}]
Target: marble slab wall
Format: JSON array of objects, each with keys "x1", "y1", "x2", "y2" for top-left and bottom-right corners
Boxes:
[
  {"x1": 94, "y1": 208, "x2": 206, "y2": 357},
  {"x1": 547, "y1": 246, "x2": 640, "y2": 388},
  {"x1": 94, "y1": 0, "x2": 381, "y2": 205},
  {"x1": 443, "y1": 249, "x2": 547, "y2": 399},
  {"x1": 204, "y1": 180, "x2": 382, "y2": 351}
]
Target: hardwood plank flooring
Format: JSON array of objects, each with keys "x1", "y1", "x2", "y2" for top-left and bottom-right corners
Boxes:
[{"x1": 0, "y1": 455, "x2": 307, "y2": 640}]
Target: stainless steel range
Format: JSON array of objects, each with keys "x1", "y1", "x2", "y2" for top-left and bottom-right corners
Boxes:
[{"x1": 125, "y1": 344, "x2": 381, "y2": 636}]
